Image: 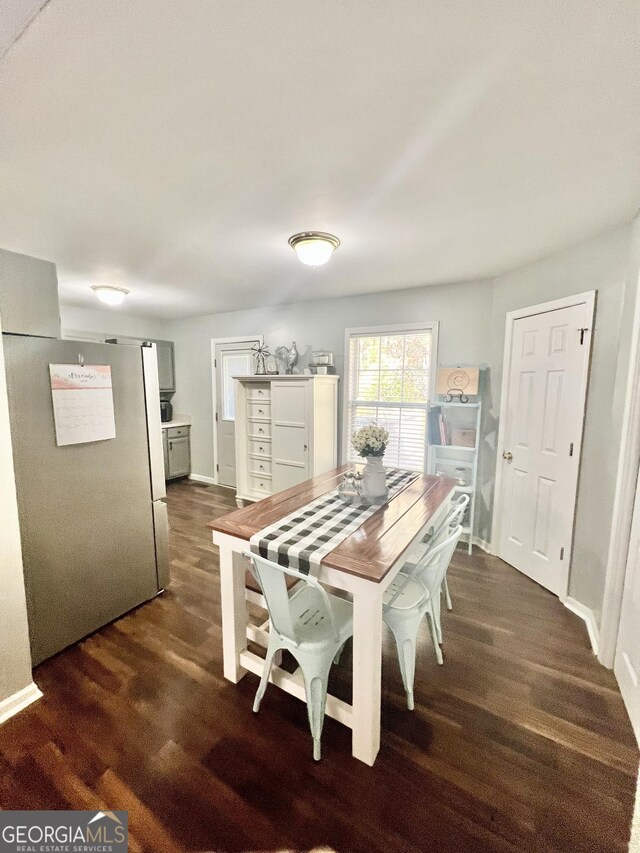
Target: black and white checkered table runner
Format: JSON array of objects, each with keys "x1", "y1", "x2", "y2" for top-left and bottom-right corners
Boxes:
[{"x1": 250, "y1": 469, "x2": 419, "y2": 575}]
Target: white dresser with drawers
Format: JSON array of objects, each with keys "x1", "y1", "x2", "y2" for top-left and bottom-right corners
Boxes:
[{"x1": 233, "y1": 375, "x2": 339, "y2": 507}]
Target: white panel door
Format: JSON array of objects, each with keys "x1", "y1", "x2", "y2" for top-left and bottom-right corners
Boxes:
[
  {"x1": 215, "y1": 341, "x2": 259, "y2": 487},
  {"x1": 498, "y1": 302, "x2": 592, "y2": 595},
  {"x1": 614, "y1": 475, "x2": 640, "y2": 745},
  {"x1": 272, "y1": 381, "x2": 309, "y2": 493}
]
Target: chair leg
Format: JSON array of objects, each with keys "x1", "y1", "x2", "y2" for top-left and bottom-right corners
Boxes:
[
  {"x1": 432, "y1": 587, "x2": 443, "y2": 645},
  {"x1": 425, "y1": 602, "x2": 443, "y2": 665},
  {"x1": 385, "y1": 613, "x2": 422, "y2": 711},
  {"x1": 399, "y1": 637, "x2": 416, "y2": 710},
  {"x1": 443, "y1": 574, "x2": 453, "y2": 611},
  {"x1": 300, "y1": 662, "x2": 332, "y2": 761},
  {"x1": 253, "y1": 644, "x2": 278, "y2": 713},
  {"x1": 333, "y1": 639, "x2": 348, "y2": 665}
]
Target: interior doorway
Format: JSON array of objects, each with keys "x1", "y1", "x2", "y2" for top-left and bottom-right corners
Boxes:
[
  {"x1": 493, "y1": 292, "x2": 595, "y2": 597},
  {"x1": 212, "y1": 336, "x2": 261, "y2": 488}
]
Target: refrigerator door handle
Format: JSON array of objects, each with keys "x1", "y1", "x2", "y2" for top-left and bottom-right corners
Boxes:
[
  {"x1": 142, "y1": 344, "x2": 166, "y2": 501},
  {"x1": 152, "y1": 500, "x2": 170, "y2": 589}
]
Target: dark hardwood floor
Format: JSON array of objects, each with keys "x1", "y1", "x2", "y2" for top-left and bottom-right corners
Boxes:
[{"x1": 0, "y1": 480, "x2": 637, "y2": 852}]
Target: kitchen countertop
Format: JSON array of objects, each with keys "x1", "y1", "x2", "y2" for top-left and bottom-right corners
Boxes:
[{"x1": 161, "y1": 415, "x2": 191, "y2": 429}]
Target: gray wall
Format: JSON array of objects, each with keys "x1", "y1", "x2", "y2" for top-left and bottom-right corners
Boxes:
[
  {"x1": 489, "y1": 223, "x2": 638, "y2": 621},
  {"x1": 0, "y1": 310, "x2": 35, "y2": 707},
  {"x1": 168, "y1": 278, "x2": 493, "y2": 483}
]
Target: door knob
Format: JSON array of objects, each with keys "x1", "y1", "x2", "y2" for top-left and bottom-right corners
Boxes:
[
  {"x1": 502, "y1": 450, "x2": 513, "y2": 461},
  {"x1": 303, "y1": 444, "x2": 308, "y2": 450}
]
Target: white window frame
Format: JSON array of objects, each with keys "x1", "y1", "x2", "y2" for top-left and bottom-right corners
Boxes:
[{"x1": 342, "y1": 321, "x2": 440, "y2": 467}]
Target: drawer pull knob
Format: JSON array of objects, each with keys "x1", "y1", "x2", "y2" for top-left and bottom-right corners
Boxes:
[
  {"x1": 258, "y1": 409, "x2": 264, "y2": 414},
  {"x1": 259, "y1": 465, "x2": 264, "y2": 470},
  {"x1": 259, "y1": 428, "x2": 263, "y2": 433},
  {"x1": 259, "y1": 446, "x2": 264, "y2": 452}
]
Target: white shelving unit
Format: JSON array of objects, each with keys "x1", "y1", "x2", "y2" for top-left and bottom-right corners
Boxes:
[{"x1": 426, "y1": 399, "x2": 481, "y2": 554}]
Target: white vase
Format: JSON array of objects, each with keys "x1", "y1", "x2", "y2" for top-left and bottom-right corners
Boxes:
[{"x1": 362, "y1": 456, "x2": 387, "y2": 497}]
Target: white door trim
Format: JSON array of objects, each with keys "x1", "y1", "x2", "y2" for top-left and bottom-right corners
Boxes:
[
  {"x1": 599, "y1": 267, "x2": 640, "y2": 668},
  {"x1": 210, "y1": 335, "x2": 263, "y2": 487},
  {"x1": 491, "y1": 290, "x2": 596, "y2": 598},
  {"x1": 341, "y1": 321, "x2": 440, "y2": 464}
]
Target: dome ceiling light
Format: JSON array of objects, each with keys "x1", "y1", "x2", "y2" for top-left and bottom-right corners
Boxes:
[
  {"x1": 288, "y1": 232, "x2": 340, "y2": 266},
  {"x1": 91, "y1": 285, "x2": 130, "y2": 306}
]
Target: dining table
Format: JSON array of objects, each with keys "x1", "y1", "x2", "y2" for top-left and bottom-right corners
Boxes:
[{"x1": 208, "y1": 464, "x2": 457, "y2": 766}]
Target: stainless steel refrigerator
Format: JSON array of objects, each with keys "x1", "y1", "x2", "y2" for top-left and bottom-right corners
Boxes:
[{"x1": 3, "y1": 333, "x2": 170, "y2": 665}]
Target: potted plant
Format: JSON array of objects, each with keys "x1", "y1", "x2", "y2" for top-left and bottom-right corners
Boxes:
[{"x1": 351, "y1": 424, "x2": 389, "y2": 497}]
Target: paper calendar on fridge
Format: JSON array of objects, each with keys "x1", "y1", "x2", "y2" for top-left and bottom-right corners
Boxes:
[{"x1": 49, "y1": 364, "x2": 116, "y2": 446}]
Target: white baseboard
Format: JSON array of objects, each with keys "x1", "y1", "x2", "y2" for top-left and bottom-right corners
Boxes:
[
  {"x1": 0, "y1": 682, "x2": 42, "y2": 726},
  {"x1": 189, "y1": 473, "x2": 216, "y2": 485},
  {"x1": 563, "y1": 597, "x2": 600, "y2": 655},
  {"x1": 472, "y1": 537, "x2": 493, "y2": 554}
]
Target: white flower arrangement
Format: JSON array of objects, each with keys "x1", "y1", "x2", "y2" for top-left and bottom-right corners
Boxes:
[{"x1": 351, "y1": 423, "x2": 389, "y2": 458}]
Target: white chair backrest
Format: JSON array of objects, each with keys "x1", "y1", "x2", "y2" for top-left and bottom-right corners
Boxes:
[
  {"x1": 428, "y1": 493, "x2": 469, "y2": 549},
  {"x1": 410, "y1": 525, "x2": 463, "y2": 595},
  {"x1": 448, "y1": 493, "x2": 469, "y2": 529},
  {"x1": 245, "y1": 552, "x2": 338, "y2": 645}
]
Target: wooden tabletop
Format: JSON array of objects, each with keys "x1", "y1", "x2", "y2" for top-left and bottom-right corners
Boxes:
[{"x1": 208, "y1": 465, "x2": 457, "y2": 583}]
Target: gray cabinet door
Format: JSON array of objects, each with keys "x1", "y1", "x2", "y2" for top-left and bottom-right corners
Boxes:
[
  {"x1": 155, "y1": 340, "x2": 175, "y2": 392},
  {"x1": 168, "y1": 435, "x2": 190, "y2": 478}
]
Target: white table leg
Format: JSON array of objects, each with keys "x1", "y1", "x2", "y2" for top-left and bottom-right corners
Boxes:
[
  {"x1": 215, "y1": 534, "x2": 248, "y2": 683},
  {"x1": 351, "y1": 583, "x2": 383, "y2": 766}
]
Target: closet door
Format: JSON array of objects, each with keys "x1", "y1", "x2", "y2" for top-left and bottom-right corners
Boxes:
[{"x1": 272, "y1": 381, "x2": 309, "y2": 492}]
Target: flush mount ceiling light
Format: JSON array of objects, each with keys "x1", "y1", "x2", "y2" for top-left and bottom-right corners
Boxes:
[
  {"x1": 91, "y1": 285, "x2": 130, "y2": 306},
  {"x1": 288, "y1": 231, "x2": 340, "y2": 266}
]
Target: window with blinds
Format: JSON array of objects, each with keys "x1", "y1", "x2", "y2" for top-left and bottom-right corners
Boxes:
[{"x1": 346, "y1": 328, "x2": 434, "y2": 471}]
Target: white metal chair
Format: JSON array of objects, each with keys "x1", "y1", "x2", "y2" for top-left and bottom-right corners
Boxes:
[
  {"x1": 383, "y1": 525, "x2": 463, "y2": 709},
  {"x1": 246, "y1": 552, "x2": 353, "y2": 761},
  {"x1": 397, "y1": 495, "x2": 468, "y2": 646},
  {"x1": 401, "y1": 493, "x2": 469, "y2": 615},
  {"x1": 421, "y1": 493, "x2": 469, "y2": 611}
]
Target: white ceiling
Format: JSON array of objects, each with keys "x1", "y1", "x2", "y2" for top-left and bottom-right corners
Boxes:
[{"x1": 0, "y1": 0, "x2": 638, "y2": 319}]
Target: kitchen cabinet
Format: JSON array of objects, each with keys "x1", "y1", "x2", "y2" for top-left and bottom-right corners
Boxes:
[
  {"x1": 103, "y1": 336, "x2": 175, "y2": 392},
  {"x1": 163, "y1": 425, "x2": 191, "y2": 479},
  {"x1": 234, "y1": 375, "x2": 338, "y2": 507},
  {"x1": 154, "y1": 339, "x2": 175, "y2": 392},
  {"x1": 0, "y1": 248, "x2": 60, "y2": 338}
]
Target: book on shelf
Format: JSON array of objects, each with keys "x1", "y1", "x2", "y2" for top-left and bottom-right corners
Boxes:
[
  {"x1": 428, "y1": 406, "x2": 441, "y2": 444},
  {"x1": 428, "y1": 405, "x2": 476, "y2": 448},
  {"x1": 439, "y1": 412, "x2": 447, "y2": 445}
]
